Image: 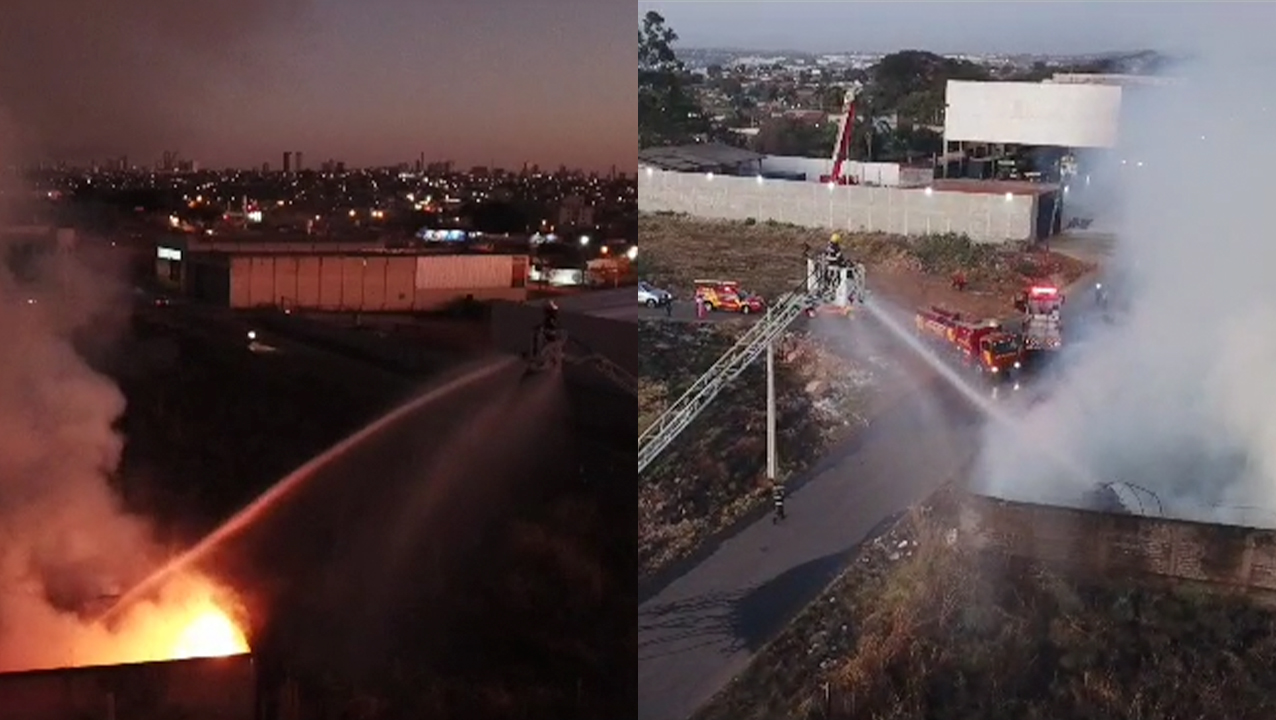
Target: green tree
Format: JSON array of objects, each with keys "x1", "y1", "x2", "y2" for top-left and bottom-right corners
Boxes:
[
  {"x1": 719, "y1": 76, "x2": 744, "y2": 99},
  {"x1": 638, "y1": 12, "x2": 707, "y2": 147},
  {"x1": 820, "y1": 85, "x2": 846, "y2": 113},
  {"x1": 859, "y1": 50, "x2": 991, "y2": 159},
  {"x1": 750, "y1": 118, "x2": 836, "y2": 158}
]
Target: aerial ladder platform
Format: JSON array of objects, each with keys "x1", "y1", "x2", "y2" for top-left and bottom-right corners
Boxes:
[
  {"x1": 637, "y1": 258, "x2": 867, "y2": 474},
  {"x1": 523, "y1": 304, "x2": 636, "y2": 395}
]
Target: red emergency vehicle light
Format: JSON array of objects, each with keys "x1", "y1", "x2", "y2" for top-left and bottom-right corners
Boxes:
[{"x1": 1029, "y1": 286, "x2": 1058, "y2": 296}]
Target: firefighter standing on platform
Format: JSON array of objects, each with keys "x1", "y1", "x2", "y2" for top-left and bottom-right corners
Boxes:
[
  {"x1": 822, "y1": 233, "x2": 848, "y2": 290},
  {"x1": 824, "y1": 233, "x2": 848, "y2": 267},
  {"x1": 532, "y1": 300, "x2": 561, "y2": 360},
  {"x1": 543, "y1": 300, "x2": 560, "y2": 338}
]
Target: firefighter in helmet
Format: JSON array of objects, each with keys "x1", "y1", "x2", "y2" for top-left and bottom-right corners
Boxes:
[
  {"x1": 529, "y1": 300, "x2": 562, "y2": 365},
  {"x1": 542, "y1": 300, "x2": 561, "y2": 342},
  {"x1": 824, "y1": 233, "x2": 847, "y2": 267},
  {"x1": 820, "y1": 233, "x2": 848, "y2": 292}
]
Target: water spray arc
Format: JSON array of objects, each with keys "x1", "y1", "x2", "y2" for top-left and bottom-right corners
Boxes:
[
  {"x1": 859, "y1": 296, "x2": 1101, "y2": 493},
  {"x1": 96, "y1": 356, "x2": 518, "y2": 626}
]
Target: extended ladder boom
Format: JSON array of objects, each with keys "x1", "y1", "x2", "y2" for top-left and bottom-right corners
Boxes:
[{"x1": 638, "y1": 259, "x2": 866, "y2": 473}]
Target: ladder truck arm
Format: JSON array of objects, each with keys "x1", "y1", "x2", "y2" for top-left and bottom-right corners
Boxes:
[
  {"x1": 523, "y1": 310, "x2": 637, "y2": 395},
  {"x1": 820, "y1": 87, "x2": 858, "y2": 185},
  {"x1": 638, "y1": 259, "x2": 867, "y2": 474}
]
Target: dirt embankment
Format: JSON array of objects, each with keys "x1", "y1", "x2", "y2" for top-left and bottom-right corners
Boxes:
[
  {"x1": 694, "y1": 487, "x2": 1276, "y2": 720},
  {"x1": 638, "y1": 213, "x2": 1094, "y2": 320}
]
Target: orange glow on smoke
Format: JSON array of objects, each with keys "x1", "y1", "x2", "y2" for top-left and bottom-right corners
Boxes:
[
  {"x1": 102, "y1": 573, "x2": 249, "y2": 664},
  {"x1": 20, "y1": 572, "x2": 254, "y2": 671}
]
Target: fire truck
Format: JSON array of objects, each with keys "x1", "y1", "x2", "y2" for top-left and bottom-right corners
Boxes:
[
  {"x1": 1013, "y1": 285, "x2": 1065, "y2": 352},
  {"x1": 694, "y1": 279, "x2": 766, "y2": 314},
  {"x1": 914, "y1": 306, "x2": 1023, "y2": 380}
]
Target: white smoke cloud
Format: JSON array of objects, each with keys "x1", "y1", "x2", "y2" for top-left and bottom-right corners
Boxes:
[
  {"x1": 0, "y1": 226, "x2": 174, "y2": 670},
  {"x1": 974, "y1": 47, "x2": 1276, "y2": 526}
]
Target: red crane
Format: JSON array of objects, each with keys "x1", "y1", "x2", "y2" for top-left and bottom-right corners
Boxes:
[{"x1": 819, "y1": 87, "x2": 859, "y2": 185}]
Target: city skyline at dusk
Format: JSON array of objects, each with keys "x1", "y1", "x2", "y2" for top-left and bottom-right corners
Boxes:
[{"x1": 0, "y1": 0, "x2": 634, "y2": 173}]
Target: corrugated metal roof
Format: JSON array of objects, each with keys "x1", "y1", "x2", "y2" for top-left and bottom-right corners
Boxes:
[{"x1": 638, "y1": 143, "x2": 765, "y2": 173}]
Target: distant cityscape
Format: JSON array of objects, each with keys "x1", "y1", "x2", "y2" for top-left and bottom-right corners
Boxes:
[
  {"x1": 25, "y1": 150, "x2": 629, "y2": 180},
  {"x1": 678, "y1": 47, "x2": 1167, "y2": 75},
  {"x1": 13, "y1": 161, "x2": 636, "y2": 245},
  {"x1": 641, "y1": 40, "x2": 1166, "y2": 163}
]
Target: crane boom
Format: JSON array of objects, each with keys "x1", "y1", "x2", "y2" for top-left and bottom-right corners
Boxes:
[
  {"x1": 637, "y1": 259, "x2": 867, "y2": 474},
  {"x1": 821, "y1": 87, "x2": 858, "y2": 185}
]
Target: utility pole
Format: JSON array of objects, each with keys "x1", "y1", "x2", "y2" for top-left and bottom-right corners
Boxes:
[{"x1": 766, "y1": 338, "x2": 777, "y2": 481}]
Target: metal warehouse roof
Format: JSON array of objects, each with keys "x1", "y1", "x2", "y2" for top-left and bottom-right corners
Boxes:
[{"x1": 639, "y1": 143, "x2": 765, "y2": 173}]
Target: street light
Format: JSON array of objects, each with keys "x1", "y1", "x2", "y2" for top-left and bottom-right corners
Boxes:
[
  {"x1": 626, "y1": 246, "x2": 638, "y2": 260},
  {"x1": 579, "y1": 235, "x2": 590, "y2": 246}
]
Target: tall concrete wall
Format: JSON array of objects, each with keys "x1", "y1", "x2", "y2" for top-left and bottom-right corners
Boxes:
[
  {"x1": 964, "y1": 493, "x2": 1276, "y2": 605},
  {"x1": 638, "y1": 169, "x2": 1036, "y2": 243}
]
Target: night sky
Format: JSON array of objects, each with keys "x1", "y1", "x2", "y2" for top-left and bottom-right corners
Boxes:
[{"x1": 0, "y1": 0, "x2": 634, "y2": 172}]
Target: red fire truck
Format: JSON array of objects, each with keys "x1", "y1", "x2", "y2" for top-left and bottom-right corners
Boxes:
[
  {"x1": 1013, "y1": 284, "x2": 1064, "y2": 352},
  {"x1": 694, "y1": 279, "x2": 766, "y2": 314},
  {"x1": 914, "y1": 306, "x2": 1023, "y2": 380}
]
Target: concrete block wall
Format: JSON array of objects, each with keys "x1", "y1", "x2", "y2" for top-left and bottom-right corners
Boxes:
[
  {"x1": 965, "y1": 493, "x2": 1276, "y2": 603},
  {"x1": 638, "y1": 169, "x2": 1036, "y2": 243}
]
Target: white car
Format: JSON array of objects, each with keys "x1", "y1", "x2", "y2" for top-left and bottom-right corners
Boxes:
[{"x1": 638, "y1": 281, "x2": 672, "y2": 307}]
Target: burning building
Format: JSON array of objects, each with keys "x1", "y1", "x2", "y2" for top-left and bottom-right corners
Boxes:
[{"x1": 0, "y1": 654, "x2": 257, "y2": 720}]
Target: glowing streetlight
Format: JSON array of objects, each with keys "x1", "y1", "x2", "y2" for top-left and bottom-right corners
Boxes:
[
  {"x1": 626, "y1": 246, "x2": 638, "y2": 260},
  {"x1": 579, "y1": 235, "x2": 590, "y2": 246}
]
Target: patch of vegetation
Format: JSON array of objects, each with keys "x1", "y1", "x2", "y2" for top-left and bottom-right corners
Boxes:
[
  {"x1": 639, "y1": 214, "x2": 1092, "y2": 303},
  {"x1": 695, "y1": 488, "x2": 1276, "y2": 720},
  {"x1": 908, "y1": 232, "x2": 1001, "y2": 275}
]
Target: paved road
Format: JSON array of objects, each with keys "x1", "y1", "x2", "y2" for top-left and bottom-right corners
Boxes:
[
  {"x1": 637, "y1": 265, "x2": 1111, "y2": 720},
  {"x1": 637, "y1": 315, "x2": 984, "y2": 720}
]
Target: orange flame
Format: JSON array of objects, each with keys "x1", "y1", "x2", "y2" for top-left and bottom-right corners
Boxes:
[
  {"x1": 53, "y1": 572, "x2": 250, "y2": 669},
  {"x1": 0, "y1": 572, "x2": 249, "y2": 673},
  {"x1": 104, "y1": 573, "x2": 249, "y2": 664},
  {"x1": 166, "y1": 601, "x2": 249, "y2": 660}
]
